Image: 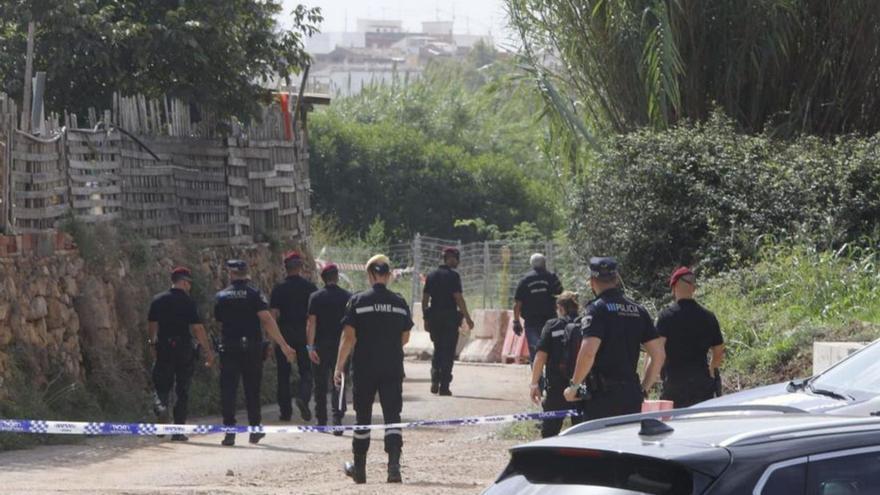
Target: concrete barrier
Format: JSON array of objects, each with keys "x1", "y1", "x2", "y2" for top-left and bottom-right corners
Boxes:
[
  {"x1": 459, "y1": 310, "x2": 510, "y2": 363},
  {"x1": 813, "y1": 341, "x2": 867, "y2": 375},
  {"x1": 405, "y1": 305, "x2": 513, "y2": 363}
]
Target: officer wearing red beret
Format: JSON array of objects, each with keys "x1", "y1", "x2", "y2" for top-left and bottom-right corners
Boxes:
[
  {"x1": 306, "y1": 263, "x2": 352, "y2": 433},
  {"x1": 422, "y1": 247, "x2": 474, "y2": 396},
  {"x1": 656, "y1": 267, "x2": 725, "y2": 407},
  {"x1": 270, "y1": 251, "x2": 318, "y2": 422},
  {"x1": 147, "y1": 267, "x2": 215, "y2": 441}
]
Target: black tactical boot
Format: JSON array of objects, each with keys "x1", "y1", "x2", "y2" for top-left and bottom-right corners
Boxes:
[
  {"x1": 439, "y1": 384, "x2": 452, "y2": 396},
  {"x1": 387, "y1": 449, "x2": 402, "y2": 483},
  {"x1": 249, "y1": 432, "x2": 265, "y2": 444},
  {"x1": 430, "y1": 368, "x2": 440, "y2": 394},
  {"x1": 333, "y1": 416, "x2": 344, "y2": 437},
  {"x1": 221, "y1": 433, "x2": 235, "y2": 446},
  {"x1": 344, "y1": 454, "x2": 367, "y2": 484},
  {"x1": 296, "y1": 398, "x2": 312, "y2": 422},
  {"x1": 170, "y1": 434, "x2": 189, "y2": 442}
]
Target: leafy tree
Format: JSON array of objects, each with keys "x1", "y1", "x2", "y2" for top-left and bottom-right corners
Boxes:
[
  {"x1": 0, "y1": 0, "x2": 322, "y2": 118},
  {"x1": 309, "y1": 57, "x2": 563, "y2": 241},
  {"x1": 507, "y1": 0, "x2": 880, "y2": 141}
]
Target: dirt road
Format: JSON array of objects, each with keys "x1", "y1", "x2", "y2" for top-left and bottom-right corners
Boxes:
[{"x1": 0, "y1": 361, "x2": 536, "y2": 494}]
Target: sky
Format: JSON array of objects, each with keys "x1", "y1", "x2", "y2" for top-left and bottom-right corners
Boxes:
[{"x1": 280, "y1": 0, "x2": 515, "y2": 44}]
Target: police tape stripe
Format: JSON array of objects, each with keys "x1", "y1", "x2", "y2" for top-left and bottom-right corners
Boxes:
[{"x1": 0, "y1": 410, "x2": 579, "y2": 436}]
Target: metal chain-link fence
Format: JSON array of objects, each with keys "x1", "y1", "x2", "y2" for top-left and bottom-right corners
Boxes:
[{"x1": 311, "y1": 234, "x2": 590, "y2": 309}]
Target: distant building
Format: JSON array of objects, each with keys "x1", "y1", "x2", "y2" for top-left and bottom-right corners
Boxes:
[{"x1": 305, "y1": 19, "x2": 494, "y2": 97}]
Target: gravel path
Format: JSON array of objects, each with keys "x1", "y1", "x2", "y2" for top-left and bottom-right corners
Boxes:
[{"x1": 0, "y1": 361, "x2": 536, "y2": 494}]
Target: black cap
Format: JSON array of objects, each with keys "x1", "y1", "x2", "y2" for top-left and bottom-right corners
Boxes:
[
  {"x1": 368, "y1": 262, "x2": 391, "y2": 275},
  {"x1": 589, "y1": 257, "x2": 618, "y2": 279},
  {"x1": 226, "y1": 259, "x2": 248, "y2": 271}
]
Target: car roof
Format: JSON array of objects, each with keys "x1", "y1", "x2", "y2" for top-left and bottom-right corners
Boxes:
[{"x1": 512, "y1": 407, "x2": 880, "y2": 475}]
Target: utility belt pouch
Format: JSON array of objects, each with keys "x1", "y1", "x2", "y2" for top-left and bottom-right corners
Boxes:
[{"x1": 586, "y1": 373, "x2": 607, "y2": 393}]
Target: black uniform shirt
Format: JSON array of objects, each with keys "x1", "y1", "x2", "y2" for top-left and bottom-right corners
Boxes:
[
  {"x1": 341, "y1": 284, "x2": 414, "y2": 377},
  {"x1": 270, "y1": 275, "x2": 318, "y2": 334},
  {"x1": 514, "y1": 269, "x2": 563, "y2": 326},
  {"x1": 424, "y1": 265, "x2": 462, "y2": 312},
  {"x1": 536, "y1": 313, "x2": 581, "y2": 385},
  {"x1": 656, "y1": 299, "x2": 724, "y2": 381},
  {"x1": 582, "y1": 288, "x2": 659, "y2": 383},
  {"x1": 214, "y1": 280, "x2": 269, "y2": 341},
  {"x1": 307, "y1": 284, "x2": 352, "y2": 348},
  {"x1": 148, "y1": 288, "x2": 202, "y2": 340}
]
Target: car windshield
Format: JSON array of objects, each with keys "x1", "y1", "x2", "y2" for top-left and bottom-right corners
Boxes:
[{"x1": 812, "y1": 341, "x2": 880, "y2": 399}]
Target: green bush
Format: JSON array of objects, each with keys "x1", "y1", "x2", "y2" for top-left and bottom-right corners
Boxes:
[
  {"x1": 699, "y1": 243, "x2": 880, "y2": 390},
  {"x1": 573, "y1": 113, "x2": 880, "y2": 294}
]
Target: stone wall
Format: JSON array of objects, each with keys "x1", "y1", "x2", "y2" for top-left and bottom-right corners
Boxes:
[{"x1": 0, "y1": 231, "x2": 312, "y2": 401}]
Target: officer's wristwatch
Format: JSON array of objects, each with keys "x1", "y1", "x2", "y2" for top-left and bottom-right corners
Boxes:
[{"x1": 306, "y1": 344, "x2": 316, "y2": 352}]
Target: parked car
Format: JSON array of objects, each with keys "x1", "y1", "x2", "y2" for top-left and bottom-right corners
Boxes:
[
  {"x1": 482, "y1": 405, "x2": 880, "y2": 494},
  {"x1": 699, "y1": 338, "x2": 880, "y2": 415}
]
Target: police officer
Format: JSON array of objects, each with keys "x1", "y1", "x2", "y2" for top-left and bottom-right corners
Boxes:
[
  {"x1": 422, "y1": 247, "x2": 474, "y2": 396},
  {"x1": 514, "y1": 253, "x2": 563, "y2": 363},
  {"x1": 335, "y1": 255, "x2": 413, "y2": 484},
  {"x1": 306, "y1": 263, "x2": 351, "y2": 433},
  {"x1": 656, "y1": 266, "x2": 725, "y2": 407},
  {"x1": 529, "y1": 291, "x2": 583, "y2": 438},
  {"x1": 147, "y1": 266, "x2": 215, "y2": 441},
  {"x1": 564, "y1": 257, "x2": 665, "y2": 420},
  {"x1": 269, "y1": 251, "x2": 318, "y2": 422},
  {"x1": 215, "y1": 260, "x2": 295, "y2": 446}
]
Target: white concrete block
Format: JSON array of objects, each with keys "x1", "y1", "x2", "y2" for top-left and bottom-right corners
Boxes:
[{"x1": 813, "y1": 341, "x2": 867, "y2": 375}]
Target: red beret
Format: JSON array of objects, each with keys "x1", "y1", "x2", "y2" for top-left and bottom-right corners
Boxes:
[
  {"x1": 321, "y1": 263, "x2": 338, "y2": 275},
  {"x1": 669, "y1": 266, "x2": 694, "y2": 287},
  {"x1": 283, "y1": 251, "x2": 302, "y2": 263},
  {"x1": 171, "y1": 266, "x2": 192, "y2": 279},
  {"x1": 442, "y1": 246, "x2": 460, "y2": 257}
]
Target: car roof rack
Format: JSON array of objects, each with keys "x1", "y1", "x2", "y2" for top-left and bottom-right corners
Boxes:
[
  {"x1": 561, "y1": 405, "x2": 807, "y2": 437},
  {"x1": 719, "y1": 416, "x2": 880, "y2": 447}
]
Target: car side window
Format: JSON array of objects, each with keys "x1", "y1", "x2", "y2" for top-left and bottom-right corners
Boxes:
[
  {"x1": 760, "y1": 463, "x2": 806, "y2": 495},
  {"x1": 807, "y1": 450, "x2": 880, "y2": 495}
]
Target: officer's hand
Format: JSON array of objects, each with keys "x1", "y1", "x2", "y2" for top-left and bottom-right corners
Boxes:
[
  {"x1": 530, "y1": 383, "x2": 542, "y2": 404},
  {"x1": 333, "y1": 368, "x2": 344, "y2": 387},
  {"x1": 309, "y1": 349, "x2": 320, "y2": 365},
  {"x1": 513, "y1": 320, "x2": 523, "y2": 336},
  {"x1": 204, "y1": 353, "x2": 215, "y2": 368},
  {"x1": 563, "y1": 385, "x2": 579, "y2": 402},
  {"x1": 466, "y1": 316, "x2": 475, "y2": 330},
  {"x1": 281, "y1": 344, "x2": 296, "y2": 363},
  {"x1": 149, "y1": 344, "x2": 157, "y2": 362}
]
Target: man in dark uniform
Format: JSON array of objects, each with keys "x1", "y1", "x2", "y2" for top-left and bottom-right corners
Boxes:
[
  {"x1": 656, "y1": 266, "x2": 725, "y2": 407},
  {"x1": 422, "y1": 247, "x2": 474, "y2": 396},
  {"x1": 148, "y1": 266, "x2": 215, "y2": 441},
  {"x1": 269, "y1": 251, "x2": 318, "y2": 422},
  {"x1": 215, "y1": 259, "x2": 295, "y2": 446},
  {"x1": 514, "y1": 253, "x2": 564, "y2": 363},
  {"x1": 306, "y1": 263, "x2": 352, "y2": 434},
  {"x1": 335, "y1": 255, "x2": 413, "y2": 484},
  {"x1": 564, "y1": 257, "x2": 665, "y2": 420},
  {"x1": 529, "y1": 291, "x2": 583, "y2": 438}
]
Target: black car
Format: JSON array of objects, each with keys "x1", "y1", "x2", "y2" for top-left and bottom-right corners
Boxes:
[{"x1": 483, "y1": 406, "x2": 880, "y2": 494}]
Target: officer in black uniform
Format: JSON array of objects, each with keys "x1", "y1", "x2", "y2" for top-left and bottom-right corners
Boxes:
[
  {"x1": 422, "y1": 247, "x2": 474, "y2": 396},
  {"x1": 148, "y1": 266, "x2": 215, "y2": 441},
  {"x1": 215, "y1": 259, "x2": 296, "y2": 446},
  {"x1": 269, "y1": 251, "x2": 318, "y2": 422},
  {"x1": 564, "y1": 257, "x2": 666, "y2": 420},
  {"x1": 335, "y1": 255, "x2": 413, "y2": 484},
  {"x1": 306, "y1": 263, "x2": 352, "y2": 433},
  {"x1": 656, "y1": 266, "x2": 725, "y2": 407},
  {"x1": 514, "y1": 253, "x2": 563, "y2": 363},
  {"x1": 529, "y1": 291, "x2": 583, "y2": 438}
]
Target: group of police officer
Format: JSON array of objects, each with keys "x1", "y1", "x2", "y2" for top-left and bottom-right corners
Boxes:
[
  {"x1": 518, "y1": 255, "x2": 725, "y2": 437},
  {"x1": 145, "y1": 246, "x2": 725, "y2": 484},
  {"x1": 146, "y1": 251, "x2": 413, "y2": 484}
]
